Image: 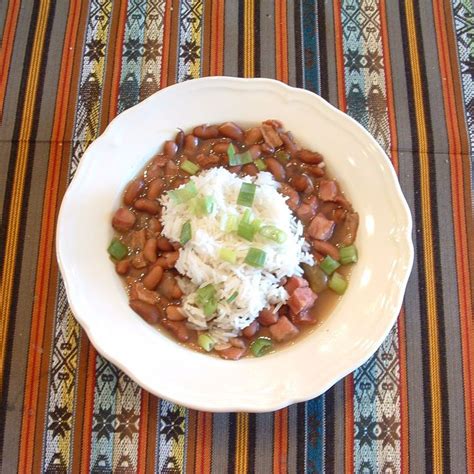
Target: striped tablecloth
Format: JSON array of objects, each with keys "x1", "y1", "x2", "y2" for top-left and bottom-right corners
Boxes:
[{"x1": 1, "y1": 1, "x2": 472, "y2": 472}]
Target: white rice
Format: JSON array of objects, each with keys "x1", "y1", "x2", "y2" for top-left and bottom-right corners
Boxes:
[{"x1": 160, "y1": 167, "x2": 313, "y2": 342}]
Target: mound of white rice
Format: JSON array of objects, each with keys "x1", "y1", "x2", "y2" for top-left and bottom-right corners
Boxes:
[{"x1": 160, "y1": 167, "x2": 313, "y2": 342}]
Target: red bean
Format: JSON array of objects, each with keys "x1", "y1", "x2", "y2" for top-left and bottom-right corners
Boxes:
[
  {"x1": 143, "y1": 265, "x2": 164, "y2": 290},
  {"x1": 130, "y1": 282, "x2": 159, "y2": 305},
  {"x1": 244, "y1": 127, "x2": 263, "y2": 145},
  {"x1": 263, "y1": 119, "x2": 283, "y2": 130},
  {"x1": 112, "y1": 208, "x2": 136, "y2": 232},
  {"x1": 147, "y1": 178, "x2": 165, "y2": 199},
  {"x1": 123, "y1": 179, "x2": 144, "y2": 205},
  {"x1": 242, "y1": 321, "x2": 259, "y2": 338},
  {"x1": 130, "y1": 300, "x2": 160, "y2": 324},
  {"x1": 213, "y1": 141, "x2": 231, "y2": 154},
  {"x1": 156, "y1": 251, "x2": 179, "y2": 269},
  {"x1": 175, "y1": 129, "x2": 185, "y2": 148},
  {"x1": 265, "y1": 157, "x2": 286, "y2": 181},
  {"x1": 134, "y1": 198, "x2": 161, "y2": 215},
  {"x1": 292, "y1": 174, "x2": 312, "y2": 192},
  {"x1": 280, "y1": 132, "x2": 299, "y2": 154},
  {"x1": 152, "y1": 154, "x2": 170, "y2": 167},
  {"x1": 218, "y1": 122, "x2": 244, "y2": 141},
  {"x1": 163, "y1": 140, "x2": 178, "y2": 157},
  {"x1": 146, "y1": 218, "x2": 162, "y2": 238},
  {"x1": 183, "y1": 134, "x2": 199, "y2": 153},
  {"x1": 242, "y1": 163, "x2": 258, "y2": 176},
  {"x1": 279, "y1": 184, "x2": 300, "y2": 211},
  {"x1": 143, "y1": 238, "x2": 158, "y2": 263},
  {"x1": 164, "y1": 160, "x2": 179, "y2": 177},
  {"x1": 156, "y1": 237, "x2": 174, "y2": 251},
  {"x1": 196, "y1": 153, "x2": 220, "y2": 168},
  {"x1": 305, "y1": 164, "x2": 325, "y2": 178},
  {"x1": 298, "y1": 149, "x2": 324, "y2": 164},
  {"x1": 312, "y1": 240, "x2": 340, "y2": 261},
  {"x1": 166, "y1": 305, "x2": 185, "y2": 321},
  {"x1": 261, "y1": 143, "x2": 275, "y2": 155},
  {"x1": 115, "y1": 259, "x2": 130, "y2": 275},
  {"x1": 146, "y1": 163, "x2": 164, "y2": 182},
  {"x1": 193, "y1": 124, "x2": 220, "y2": 139},
  {"x1": 129, "y1": 228, "x2": 146, "y2": 251},
  {"x1": 162, "y1": 319, "x2": 189, "y2": 342},
  {"x1": 131, "y1": 252, "x2": 147, "y2": 269},
  {"x1": 248, "y1": 144, "x2": 261, "y2": 159},
  {"x1": 218, "y1": 346, "x2": 246, "y2": 360}
]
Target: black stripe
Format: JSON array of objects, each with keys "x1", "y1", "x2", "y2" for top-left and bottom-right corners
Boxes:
[
  {"x1": 294, "y1": 0, "x2": 303, "y2": 88},
  {"x1": 253, "y1": 0, "x2": 260, "y2": 77},
  {"x1": 0, "y1": 0, "x2": 57, "y2": 465},
  {"x1": 227, "y1": 412, "x2": 237, "y2": 474},
  {"x1": 317, "y1": 0, "x2": 328, "y2": 99},
  {"x1": 237, "y1": 1, "x2": 244, "y2": 77},
  {"x1": 398, "y1": 2, "x2": 434, "y2": 472},
  {"x1": 247, "y1": 413, "x2": 256, "y2": 473},
  {"x1": 296, "y1": 402, "x2": 306, "y2": 473},
  {"x1": 324, "y1": 388, "x2": 335, "y2": 472},
  {"x1": 413, "y1": 1, "x2": 451, "y2": 470}
]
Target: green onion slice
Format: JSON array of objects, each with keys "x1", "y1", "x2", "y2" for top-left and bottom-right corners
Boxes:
[
  {"x1": 227, "y1": 291, "x2": 238, "y2": 303},
  {"x1": 319, "y1": 255, "x2": 340, "y2": 275},
  {"x1": 196, "y1": 284, "x2": 217, "y2": 317},
  {"x1": 224, "y1": 214, "x2": 238, "y2": 232},
  {"x1": 250, "y1": 337, "x2": 273, "y2": 357},
  {"x1": 275, "y1": 150, "x2": 290, "y2": 164},
  {"x1": 237, "y1": 221, "x2": 257, "y2": 241},
  {"x1": 328, "y1": 272, "x2": 348, "y2": 295},
  {"x1": 194, "y1": 195, "x2": 214, "y2": 216},
  {"x1": 180, "y1": 220, "x2": 192, "y2": 245},
  {"x1": 198, "y1": 333, "x2": 215, "y2": 352},
  {"x1": 237, "y1": 182, "x2": 256, "y2": 207},
  {"x1": 227, "y1": 143, "x2": 236, "y2": 163},
  {"x1": 245, "y1": 248, "x2": 267, "y2": 268},
  {"x1": 107, "y1": 239, "x2": 128, "y2": 260},
  {"x1": 169, "y1": 181, "x2": 198, "y2": 204},
  {"x1": 180, "y1": 159, "x2": 200, "y2": 175},
  {"x1": 219, "y1": 247, "x2": 237, "y2": 264},
  {"x1": 255, "y1": 158, "x2": 267, "y2": 171},
  {"x1": 259, "y1": 225, "x2": 287, "y2": 243},
  {"x1": 339, "y1": 244, "x2": 358, "y2": 265},
  {"x1": 237, "y1": 150, "x2": 253, "y2": 165}
]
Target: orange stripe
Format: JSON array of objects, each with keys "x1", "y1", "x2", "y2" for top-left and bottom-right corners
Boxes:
[
  {"x1": 215, "y1": 0, "x2": 224, "y2": 75},
  {"x1": 137, "y1": 391, "x2": 149, "y2": 473},
  {"x1": 333, "y1": 0, "x2": 347, "y2": 112},
  {"x1": 274, "y1": 0, "x2": 288, "y2": 83},
  {"x1": 432, "y1": 2, "x2": 474, "y2": 470},
  {"x1": 273, "y1": 408, "x2": 288, "y2": 474},
  {"x1": 0, "y1": 0, "x2": 21, "y2": 121},
  {"x1": 107, "y1": 0, "x2": 128, "y2": 120},
  {"x1": 160, "y1": 0, "x2": 173, "y2": 89},
  {"x1": 344, "y1": 378, "x2": 354, "y2": 473}
]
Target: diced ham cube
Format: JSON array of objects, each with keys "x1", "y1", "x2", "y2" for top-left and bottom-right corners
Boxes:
[
  {"x1": 258, "y1": 307, "x2": 279, "y2": 326},
  {"x1": 285, "y1": 276, "x2": 309, "y2": 295},
  {"x1": 318, "y1": 180, "x2": 338, "y2": 201},
  {"x1": 130, "y1": 282, "x2": 158, "y2": 306},
  {"x1": 296, "y1": 195, "x2": 318, "y2": 223},
  {"x1": 242, "y1": 321, "x2": 259, "y2": 339},
  {"x1": 269, "y1": 316, "x2": 299, "y2": 342},
  {"x1": 290, "y1": 309, "x2": 317, "y2": 325},
  {"x1": 261, "y1": 123, "x2": 283, "y2": 148},
  {"x1": 288, "y1": 287, "x2": 317, "y2": 314},
  {"x1": 307, "y1": 213, "x2": 335, "y2": 241},
  {"x1": 112, "y1": 208, "x2": 136, "y2": 232},
  {"x1": 218, "y1": 346, "x2": 246, "y2": 360}
]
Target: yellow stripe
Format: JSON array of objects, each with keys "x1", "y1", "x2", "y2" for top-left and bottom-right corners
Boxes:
[
  {"x1": 235, "y1": 413, "x2": 248, "y2": 473},
  {"x1": 405, "y1": 1, "x2": 443, "y2": 471},
  {"x1": 0, "y1": 0, "x2": 51, "y2": 394},
  {"x1": 244, "y1": 0, "x2": 254, "y2": 77},
  {"x1": 189, "y1": 0, "x2": 203, "y2": 79}
]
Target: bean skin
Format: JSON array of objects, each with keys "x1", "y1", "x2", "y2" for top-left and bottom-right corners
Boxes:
[
  {"x1": 123, "y1": 179, "x2": 144, "y2": 205},
  {"x1": 134, "y1": 198, "x2": 161, "y2": 215},
  {"x1": 156, "y1": 236, "x2": 174, "y2": 251},
  {"x1": 175, "y1": 129, "x2": 185, "y2": 148},
  {"x1": 265, "y1": 157, "x2": 286, "y2": 181},
  {"x1": 193, "y1": 124, "x2": 220, "y2": 139},
  {"x1": 143, "y1": 265, "x2": 164, "y2": 290},
  {"x1": 143, "y1": 238, "x2": 158, "y2": 263},
  {"x1": 163, "y1": 140, "x2": 178, "y2": 157},
  {"x1": 166, "y1": 305, "x2": 185, "y2": 321},
  {"x1": 112, "y1": 208, "x2": 136, "y2": 232},
  {"x1": 183, "y1": 134, "x2": 199, "y2": 153},
  {"x1": 147, "y1": 178, "x2": 164, "y2": 199},
  {"x1": 218, "y1": 122, "x2": 244, "y2": 141},
  {"x1": 130, "y1": 299, "x2": 160, "y2": 324}
]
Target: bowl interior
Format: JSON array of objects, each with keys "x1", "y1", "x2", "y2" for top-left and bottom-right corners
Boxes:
[{"x1": 57, "y1": 77, "x2": 413, "y2": 412}]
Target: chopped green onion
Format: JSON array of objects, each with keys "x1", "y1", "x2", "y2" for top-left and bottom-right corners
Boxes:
[
  {"x1": 245, "y1": 248, "x2": 267, "y2": 268},
  {"x1": 180, "y1": 159, "x2": 200, "y2": 175},
  {"x1": 196, "y1": 284, "x2": 216, "y2": 304},
  {"x1": 237, "y1": 150, "x2": 253, "y2": 165},
  {"x1": 227, "y1": 291, "x2": 238, "y2": 303},
  {"x1": 237, "y1": 221, "x2": 257, "y2": 241},
  {"x1": 108, "y1": 239, "x2": 128, "y2": 260},
  {"x1": 237, "y1": 182, "x2": 257, "y2": 207},
  {"x1": 339, "y1": 244, "x2": 358, "y2": 265},
  {"x1": 194, "y1": 195, "x2": 214, "y2": 216},
  {"x1": 203, "y1": 300, "x2": 218, "y2": 317},
  {"x1": 251, "y1": 218, "x2": 263, "y2": 232},
  {"x1": 169, "y1": 181, "x2": 198, "y2": 204},
  {"x1": 275, "y1": 150, "x2": 290, "y2": 164},
  {"x1": 250, "y1": 337, "x2": 273, "y2": 357},
  {"x1": 219, "y1": 247, "x2": 237, "y2": 264},
  {"x1": 180, "y1": 220, "x2": 192, "y2": 245},
  {"x1": 224, "y1": 214, "x2": 238, "y2": 232},
  {"x1": 319, "y1": 255, "x2": 340, "y2": 275},
  {"x1": 241, "y1": 208, "x2": 254, "y2": 224},
  {"x1": 227, "y1": 143, "x2": 236, "y2": 164},
  {"x1": 255, "y1": 158, "x2": 267, "y2": 171},
  {"x1": 259, "y1": 225, "x2": 287, "y2": 243},
  {"x1": 328, "y1": 272, "x2": 348, "y2": 295},
  {"x1": 198, "y1": 333, "x2": 215, "y2": 352}
]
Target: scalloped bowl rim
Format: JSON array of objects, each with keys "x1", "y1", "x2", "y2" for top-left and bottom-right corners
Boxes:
[{"x1": 56, "y1": 77, "x2": 413, "y2": 412}]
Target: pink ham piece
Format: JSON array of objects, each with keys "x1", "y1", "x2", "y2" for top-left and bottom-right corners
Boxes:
[
  {"x1": 285, "y1": 276, "x2": 309, "y2": 295},
  {"x1": 288, "y1": 287, "x2": 317, "y2": 314},
  {"x1": 269, "y1": 316, "x2": 299, "y2": 342},
  {"x1": 307, "y1": 213, "x2": 335, "y2": 241},
  {"x1": 318, "y1": 179, "x2": 338, "y2": 201}
]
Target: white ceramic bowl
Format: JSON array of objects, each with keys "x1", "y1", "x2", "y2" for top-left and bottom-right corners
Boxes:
[{"x1": 57, "y1": 77, "x2": 413, "y2": 412}]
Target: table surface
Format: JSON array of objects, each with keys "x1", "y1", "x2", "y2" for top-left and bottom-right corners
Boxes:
[{"x1": 1, "y1": 0, "x2": 473, "y2": 472}]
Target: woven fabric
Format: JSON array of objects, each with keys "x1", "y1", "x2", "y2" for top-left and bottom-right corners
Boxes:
[{"x1": 0, "y1": 0, "x2": 473, "y2": 472}]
